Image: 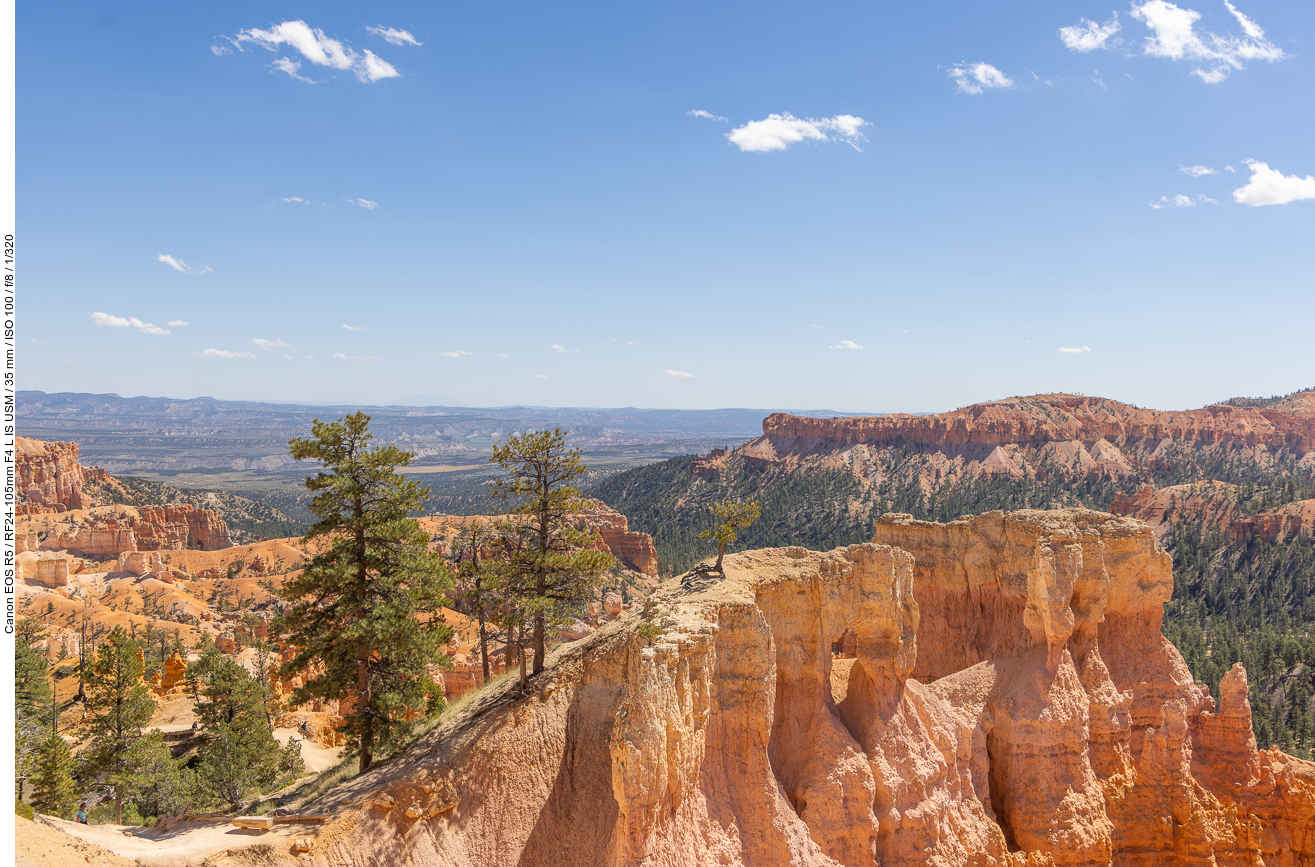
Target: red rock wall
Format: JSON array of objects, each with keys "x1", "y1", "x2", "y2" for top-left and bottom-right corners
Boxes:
[
  {"x1": 762, "y1": 393, "x2": 1315, "y2": 453},
  {"x1": 16, "y1": 436, "x2": 86, "y2": 510}
]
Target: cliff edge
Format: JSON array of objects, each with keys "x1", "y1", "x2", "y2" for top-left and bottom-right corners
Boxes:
[{"x1": 290, "y1": 509, "x2": 1314, "y2": 867}]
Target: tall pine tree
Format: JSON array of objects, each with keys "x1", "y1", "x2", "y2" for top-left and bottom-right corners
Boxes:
[
  {"x1": 278, "y1": 412, "x2": 454, "y2": 773},
  {"x1": 189, "y1": 646, "x2": 281, "y2": 807},
  {"x1": 15, "y1": 617, "x2": 53, "y2": 801},
  {"x1": 30, "y1": 735, "x2": 78, "y2": 819},
  {"x1": 81, "y1": 626, "x2": 157, "y2": 824},
  {"x1": 490, "y1": 428, "x2": 614, "y2": 675}
]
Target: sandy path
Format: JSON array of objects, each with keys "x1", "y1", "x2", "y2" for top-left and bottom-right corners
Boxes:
[{"x1": 30, "y1": 815, "x2": 312, "y2": 867}]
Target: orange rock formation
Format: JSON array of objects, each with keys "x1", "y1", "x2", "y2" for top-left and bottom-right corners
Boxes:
[
  {"x1": 694, "y1": 394, "x2": 1315, "y2": 490},
  {"x1": 16, "y1": 436, "x2": 91, "y2": 512},
  {"x1": 302, "y1": 509, "x2": 1314, "y2": 867},
  {"x1": 45, "y1": 504, "x2": 232, "y2": 557}
]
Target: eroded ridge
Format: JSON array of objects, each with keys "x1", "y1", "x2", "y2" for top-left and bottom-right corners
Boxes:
[{"x1": 299, "y1": 510, "x2": 1315, "y2": 867}]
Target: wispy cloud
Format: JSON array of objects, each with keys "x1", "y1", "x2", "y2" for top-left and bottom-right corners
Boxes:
[
  {"x1": 810, "y1": 324, "x2": 826, "y2": 331},
  {"x1": 687, "y1": 109, "x2": 727, "y2": 122},
  {"x1": 1059, "y1": 15, "x2": 1122, "y2": 52},
  {"x1": 550, "y1": 344, "x2": 569, "y2": 353},
  {"x1": 829, "y1": 339, "x2": 864, "y2": 350},
  {"x1": 281, "y1": 195, "x2": 311, "y2": 204},
  {"x1": 158, "y1": 254, "x2": 212, "y2": 275},
  {"x1": 251, "y1": 337, "x2": 293, "y2": 350},
  {"x1": 222, "y1": 20, "x2": 402, "y2": 84},
  {"x1": 1057, "y1": 346, "x2": 1092, "y2": 353},
  {"x1": 726, "y1": 113, "x2": 870, "y2": 153},
  {"x1": 949, "y1": 63, "x2": 1013, "y2": 95},
  {"x1": 90, "y1": 312, "x2": 170, "y2": 335},
  {"x1": 1232, "y1": 160, "x2": 1315, "y2": 206},
  {"x1": 342, "y1": 323, "x2": 367, "y2": 331},
  {"x1": 664, "y1": 369, "x2": 694, "y2": 378},
  {"x1": 441, "y1": 349, "x2": 473, "y2": 358},
  {"x1": 1179, "y1": 164, "x2": 1215, "y2": 177},
  {"x1": 366, "y1": 26, "x2": 421, "y2": 46},
  {"x1": 1127, "y1": 0, "x2": 1285, "y2": 83},
  {"x1": 271, "y1": 57, "x2": 318, "y2": 83},
  {"x1": 1150, "y1": 193, "x2": 1216, "y2": 208},
  {"x1": 351, "y1": 198, "x2": 378, "y2": 209},
  {"x1": 167, "y1": 320, "x2": 189, "y2": 327},
  {"x1": 533, "y1": 374, "x2": 548, "y2": 379},
  {"x1": 1225, "y1": 165, "x2": 1236, "y2": 172},
  {"x1": 198, "y1": 348, "x2": 256, "y2": 359},
  {"x1": 332, "y1": 353, "x2": 382, "y2": 360}
]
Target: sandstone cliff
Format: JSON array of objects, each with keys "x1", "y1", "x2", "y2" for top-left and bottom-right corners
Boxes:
[
  {"x1": 44, "y1": 504, "x2": 232, "y2": 556},
  {"x1": 16, "y1": 435, "x2": 90, "y2": 512},
  {"x1": 293, "y1": 510, "x2": 1314, "y2": 867},
  {"x1": 693, "y1": 394, "x2": 1315, "y2": 491}
]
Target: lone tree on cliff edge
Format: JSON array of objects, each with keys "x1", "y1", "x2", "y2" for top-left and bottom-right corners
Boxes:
[
  {"x1": 491, "y1": 427, "x2": 613, "y2": 676},
  {"x1": 698, "y1": 499, "x2": 761, "y2": 573},
  {"x1": 278, "y1": 412, "x2": 454, "y2": 774}
]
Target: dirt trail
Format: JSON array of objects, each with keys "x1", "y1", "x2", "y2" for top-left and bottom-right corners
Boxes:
[{"x1": 26, "y1": 815, "x2": 313, "y2": 867}]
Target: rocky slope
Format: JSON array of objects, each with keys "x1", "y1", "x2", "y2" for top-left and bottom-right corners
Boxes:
[{"x1": 291, "y1": 510, "x2": 1315, "y2": 867}]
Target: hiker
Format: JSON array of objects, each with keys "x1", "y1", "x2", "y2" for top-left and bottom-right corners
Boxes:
[{"x1": 75, "y1": 804, "x2": 88, "y2": 824}]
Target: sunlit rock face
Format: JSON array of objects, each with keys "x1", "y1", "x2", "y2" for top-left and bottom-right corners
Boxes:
[{"x1": 301, "y1": 509, "x2": 1315, "y2": 867}]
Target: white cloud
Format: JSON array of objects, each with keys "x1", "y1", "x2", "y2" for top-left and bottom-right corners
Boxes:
[
  {"x1": 441, "y1": 349, "x2": 473, "y2": 358},
  {"x1": 495, "y1": 352, "x2": 509, "y2": 358},
  {"x1": 533, "y1": 374, "x2": 548, "y2": 379},
  {"x1": 366, "y1": 26, "x2": 421, "y2": 47},
  {"x1": 1224, "y1": 165, "x2": 1236, "y2": 172},
  {"x1": 1057, "y1": 346, "x2": 1092, "y2": 353},
  {"x1": 1150, "y1": 194, "x2": 1216, "y2": 208},
  {"x1": 281, "y1": 196, "x2": 310, "y2": 204},
  {"x1": 810, "y1": 324, "x2": 826, "y2": 330},
  {"x1": 90, "y1": 312, "x2": 170, "y2": 335},
  {"x1": 1232, "y1": 160, "x2": 1315, "y2": 206},
  {"x1": 227, "y1": 20, "x2": 403, "y2": 84},
  {"x1": 829, "y1": 339, "x2": 864, "y2": 350},
  {"x1": 664, "y1": 369, "x2": 694, "y2": 378},
  {"x1": 283, "y1": 354, "x2": 292, "y2": 359},
  {"x1": 1179, "y1": 164, "x2": 1215, "y2": 177},
  {"x1": 949, "y1": 63, "x2": 1013, "y2": 95},
  {"x1": 687, "y1": 109, "x2": 727, "y2": 122},
  {"x1": 251, "y1": 337, "x2": 292, "y2": 350},
  {"x1": 342, "y1": 323, "x2": 367, "y2": 331},
  {"x1": 158, "y1": 253, "x2": 212, "y2": 275},
  {"x1": 167, "y1": 320, "x2": 189, "y2": 327},
  {"x1": 726, "y1": 113, "x2": 870, "y2": 153},
  {"x1": 356, "y1": 50, "x2": 400, "y2": 83},
  {"x1": 352, "y1": 198, "x2": 378, "y2": 209},
  {"x1": 271, "y1": 57, "x2": 318, "y2": 83},
  {"x1": 332, "y1": 353, "x2": 381, "y2": 360},
  {"x1": 550, "y1": 344, "x2": 568, "y2": 353},
  {"x1": 1059, "y1": 15, "x2": 1122, "y2": 52},
  {"x1": 1130, "y1": 0, "x2": 1285, "y2": 83},
  {"x1": 626, "y1": 340, "x2": 639, "y2": 345},
  {"x1": 198, "y1": 348, "x2": 256, "y2": 359}
]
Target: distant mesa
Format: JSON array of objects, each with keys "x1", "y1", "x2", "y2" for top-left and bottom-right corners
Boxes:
[{"x1": 386, "y1": 394, "x2": 470, "y2": 407}]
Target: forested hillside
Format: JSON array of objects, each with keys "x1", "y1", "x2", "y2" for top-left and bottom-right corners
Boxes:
[{"x1": 591, "y1": 391, "x2": 1315, "y2": 757}]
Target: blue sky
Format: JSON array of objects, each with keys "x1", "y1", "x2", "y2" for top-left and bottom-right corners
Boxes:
[{"x1": 18, "y1": 1, "x2": 1315, "y2": 411}]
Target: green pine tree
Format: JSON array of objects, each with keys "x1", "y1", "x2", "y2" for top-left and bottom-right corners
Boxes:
[
  {"x1": 278, "y1": 412, "x2": 454, "y2": 773},
  {"x1": 16, "y1": 617, "x2": 54, "y2": 801},
  {"x1": 81, "y1": 626, "x2": 158, "y2": 824},
  {"x1": 490, "y1": 427, "x2": 614, "y2": 675},
  {"x1": 30, "y1": 734, "x2": 78, "y2": 819},
  {"x1": 698, "y1": 499, "x2": 762, "y2": 572},
  {"x1": 188, "y1": 646, "x2": 280, "y2": 807}
]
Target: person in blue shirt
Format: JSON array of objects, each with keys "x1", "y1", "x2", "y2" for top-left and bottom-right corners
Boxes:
[{"x1": 74, "y1": 804, "x2": 88, "y2": 824}]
